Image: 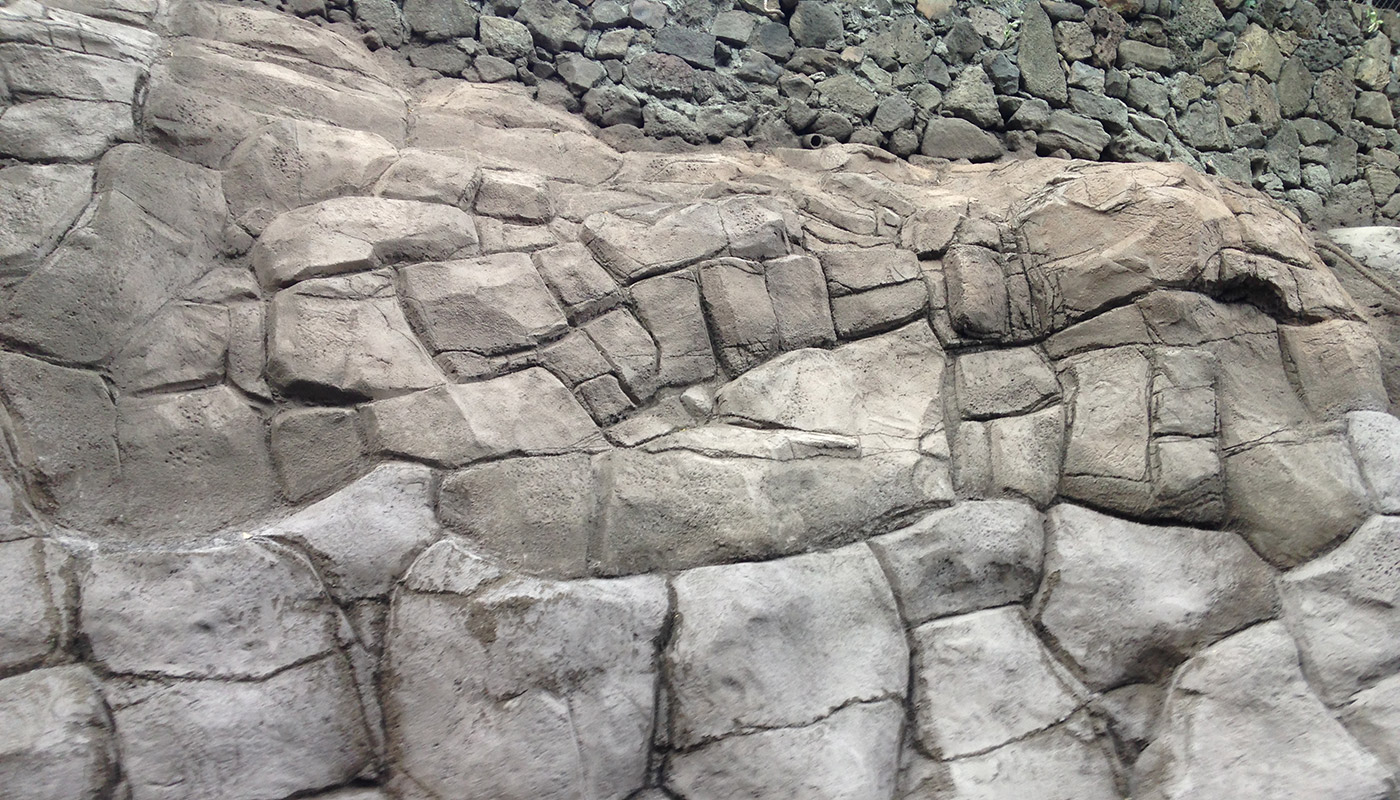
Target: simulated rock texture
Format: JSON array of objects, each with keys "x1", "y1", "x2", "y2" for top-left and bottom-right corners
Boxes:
[
  {"x1": 1, "y1": 2, "x2": 1400, "y2": 799},
  {"x1": 223, "y1": 0, "x2": 1400, "y2": 230}
]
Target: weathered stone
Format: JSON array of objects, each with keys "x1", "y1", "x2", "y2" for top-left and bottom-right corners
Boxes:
[
  {"x1": 1117, "y1": 39, "x2": 1175, "y2": 71},
  {"x1": 1279, "y1": 515, "x2": 1400, "y2": 706},
  {"x1": 943, "y1": 65, "x2": 1001, "y2": 128},
  {"x1": 399, "y1": 254, "x2": 568, "y2": 355},
  {"x1": 475, "y1": 169, "x2": 552, "y2": 222},
  {"x1": 1, "y1": 145, "x2": 225, "y2": 364},
  {"x1": 1134, "y1": 623, "x2": 1391, "y2": 799},
  {"x1": 270, "y1": 407, "x2": 366, "y2": 503},
  {"x1": 716, "y1": 322, "x2": 946, "y2": 443},
  {"x1": 817, "y1": 74, "x2": 879, "y2": 119},
  {"x1": 262, "y1": 463, "x2": 441, "y2": 601},
  {"x1": 871, "y1": 500, "x2": 1042, "y2": 626},
  {"x1": 582, "y1": 203, "x2": 726, "y2": 282},
  {"x1": 666, "y1": 701, "x2": 903, "y2": 800},
  {"x1": 1278, "y1": 320, "x2": 1386, "y2": 419},
  {"x1": 387, "y1": 542, "x2": 665, "y2": 800},
  {"x1": 766, "y1": 254, "x2": 836, "y2": 349},
  {"x1": 223, "y1": 119, "x2": 397, "y2": 234},
  {"x1": 82, "y1": 541, "x2": 338, "y2": 679},
  {"x1": 0, "y1": 667, "x2": 116, "y2": 800},
  {"x1": 1038, "y1": 110, "x2": 1111, "y2": 158},
  {"x1": 110, "y1": 302, "x2": 228, "y2": 394},
  {"x1": 532, "y1": 242, "x2": 620, "y2": 318},
  {"x1": 366, "y1": 367, "x2": 603, "y2": 467},
  {"x1": 114, "y1": 386, "x2": 276, "y2": 535},
  {"x1": 0, "y1": 353, "x2": 117, "y2": 519},
  {"x1": 632, "y1": 270, "x2": 718, "y2": 387},
  {"x1": 1019, "y1": 0, "x2": 1067, "y2": 104},
  {"x1": 1340, "y1": 673, "x2": 1400, "y2": 775},
  {"x1": 927, "y1": 712, "x2": 1121, "y2": 799},
  {"x1": 1060, "y1": 347, "x2": 1152, "y2": 514},
  {"x1": 112, "y1": 658, "x2": 372, "y2": 800},
  {"x1": 1036, "y1": 504, "x2": 1279, "y2": 689},
  {"x1": 253, "y1": 196, "x2": 479, "y2": 288},
  {"x1": 268, "y1": 271, "x2": 443, "y2": 400},
  {"x1": 374, "y1": 148, "x2": 481, "y2": 206},
  {"x1": 623, "y1": 52, "x2": 695, "y2": 98},
  {"x1": 0, "y1": 164, "x2": 92, "y2": 278},
  {"x1": 515, "y1": 0, "x2": 588, "y2": 51},
  {"x1": 668, "y1": 543, "x2": 906, "y2": 744},
  {"x1": 583, "y1": 308, "x2": 660, "y2": 398},
  {"x1": 1224, "y1": 436, "x2": 1370, "y2": 567},
  {"x1": 0, "y1": 538, "x2": 71, "y2": 676},
  {"x1": 1346, "y1": 411, "x2": 1400, "y2": 513},
  {"x1": 477, "y1": 15, "x2": 532, "y2": 59},
  {"x1": 595, "y1": 447, "x2": 949, "y2": 574},
  {"x1": 700, "y1": 258, "x2": 779, "y2": 373},
  {"x1": 921, "y1": 116, "x2": 1003, "y2": 161},
  {"x1": 438, "y1": 454, "x2": 594, "y2": 578},
  {"x1": 913, "y1": 606, "x2": 1088, "y2": 758},
  {"x1": 985, "y1": 406, "x2": 1065, "y2": 505},
  {"x1": 955, "y1": 347, "x2": 1059, "y2": 419},
  {"x1": 655, "y1": 26, "x2": 715, "y2": 69}
]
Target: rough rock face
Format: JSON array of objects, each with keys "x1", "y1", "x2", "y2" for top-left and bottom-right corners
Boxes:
[{"x1": 1, "y1": 3, "x2": 1399, "y2": 799}]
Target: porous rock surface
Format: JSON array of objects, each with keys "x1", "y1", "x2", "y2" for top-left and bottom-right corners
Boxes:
[{"x1": 0, "y1": 3, "x2": 1399, "y2": 799}]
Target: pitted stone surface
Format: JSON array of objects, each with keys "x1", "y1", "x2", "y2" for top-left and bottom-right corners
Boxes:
[{"x1": 0, "y1": 3, "x2": 1396, "y2": 796}]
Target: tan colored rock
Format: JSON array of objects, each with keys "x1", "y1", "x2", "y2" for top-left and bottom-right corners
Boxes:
[{"x1": 399, "y1": 253, "x2": 568, "y2": 355}]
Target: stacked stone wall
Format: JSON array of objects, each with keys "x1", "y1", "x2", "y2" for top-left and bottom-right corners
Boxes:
[{"x1": 229, "y1": 0, "x2": 1400, "y2": 228}]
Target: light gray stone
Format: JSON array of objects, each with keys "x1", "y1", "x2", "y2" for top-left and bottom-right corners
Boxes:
[
  {"x1": 533, "y1": 242, "x2": 621, "y2": 318},
  {"x1": 765, "y1": 254, "x2": 836, "y2": 350},
  {"x1": 0, "y1": 666, "x2": 116, "y2": 800},
  {"x1": 109, "y1": 302, "x2": 228, "y2": 394},
  {"x1": 1133, "y1": 622, "x2": 1391, "y2": 800},
  {"x1": 912, "y1": 606, "x2": 1087, "y2": 758},
  {"x1": 268, "y1": 271, "x2": 443, "y2": 400},
  {"x1": 1346, "y1": 411, "x2": 1400, "y2": 513},
  {"x1": 934, "y1": 712, "x2": 1122, "y2": 800},
  {"x1": 986, "y1": 406, "x2": 1065, "y2": 505},
  {"x1": 665, "y1": 701, "x2": 903, "y2": 800},
  {"x1": 595, "y1": 447, "x2": 950, "y2": 574},
  {"x1": 373, "y1": 148, "x2": 481, "y2": 207},
  {"x1": 1224, "y1": 436, "x2": 1371, "y2": 567},
  {"x1": 1279, "y1": 515, "x2": 1400, "y2": 706},
  {"x1": 582, "y1": 203, "x2": 727, "y2": 282},
  {"x1": 399, "y1": 254, "x2": 568, "y2": 355},
  {"x1": 252, "y1": 196, "x2": 479, "y2": 289},
  {"x1": 114, "y1": 386, "x2": 276, "y2": 535},
  {"x1": 387, "y1": 541, "x2": 666, "y2": 800},
  {"x1": 438, "y1": 454, "x2": 595, "y2": 578},
  {"x1": 112, "y1": 657, "x2": 373, "y2": 800},
  {"x1": 1036, "y1": 504, "x2": 1279, "y2": 689},
  {"x1": 222, "y1": 119, "x2": 397, "y2": 234},
  {"x1": 583, "y1": 308, "x2": 660, "y2": 398},
  {"x1": 270, "y1": 407, "x2": 366, "y2": 503},
  {"x1": 1019, "y1": 0, "x2": 1067, "y2": 104},
  {"x1": 700, "y1": 258, "x2": 779, "y2": 373},
  {"x1": 261, "y1": 463, "x2": 441, "y2": 601},
  {"x1": 81, "y1": 541, "x2": 339, "y2": 679},
  {"x1": 871, "y1": 500, "x2": 1044, "y2": 626},
  {"x1": 0, "y1": 164, "x2": 92, "y2": 278},
  {"x1": 0, "y1": 538, "x2": 72, "y2": 675},
  {"x1": 632, "y1": 270, "x2": 718, "y2": 388},
  {"x1": 955, "y1": 347, "x2": 1059, "y2": 419},
  {"x1": 366, "y1": 367, "x2": 604, "y2": 467},
  {"x1": 920, "y1": 116, "x2": 1004, "y2": 162},
  {"x1": 715, "y1": 321, "x2": 946, "y2": 444},
  {"x1": 1340, "y1": 672, "x2": 1400, "y2": 776},
  {"x1": 475, "y1": 169, "x2": 552, "y2": 222},
  {"x1": 1060, "y1": 347, "x2": 1152, "y2": 514},
  {"x1": 668, "y1": 543, "x2": 907, "y2": 744}
]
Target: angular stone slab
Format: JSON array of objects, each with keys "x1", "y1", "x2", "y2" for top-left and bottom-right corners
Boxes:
[
  {"x1": 1279, "y1": 515, "x2": 1400, "y2": 706},
  {"x1": 715, "y1": 321, "x2": 946, "y2": 445},
  {"x1": 667, "y1": 544, "x2": 907, "y2": 745},
  {"x1": 1346, "y1": 410, "x2": 1400, "y2": 513},
  {"x1": 253, "y1": 196, "x2": 478, "y2": 288},
  {"x1": 259, "y1": 463, "x2": 442, "y2": 601},
  {"x1": 0, "y1": 537, "x2": 72, "y2": 675},
  {"x1": 0, "y1": 666, "x2": 117, "y2": 800},
  {"x1": 596, "y1": 448, "x2": 951, "y2": 574},
  {"x1": 912, "y1": 606, "x2": 1086, "y2": 759},
  {"x1": 386, "y1": 541, "x2": 666, "y2": 800},
  {"x1": 0, "y1": 164, "x2": 93, "y2": 278},
  {"x1": 581, "y1": 203, "x2": 727, "y2": 282},
  {"x1": 365, "y1": 367, "x2": 604, "y2": 467},
  {"x1": 112, "y1": 657, "x2": 373, "y2": 800},
  {"x1": 870, "y1": 500, "x2": 1044, "y2": 626},
  {"x1": 1037, "y1": 504, "x2": 1279, "y2": 689},
  {"x1": 81, "y1": 540, "x2": 340, "y2": 679},
  {"x1": 399, "y1": 253, "x2": 568, "y2": 355},
  {"x1": 1133, "y1": 622, "x2": 1391, "y2": 800},
  {"x1": 665, "y1": 700, "x2": 903, "y2": 800},
  {"x1": 268, "y1": 271, "x2": 443, "y2": 401}
]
